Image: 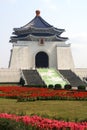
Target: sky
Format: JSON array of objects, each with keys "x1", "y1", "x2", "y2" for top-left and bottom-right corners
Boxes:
[{"x1": 0, "y1": 0, "x2": 87, "y2": 68}]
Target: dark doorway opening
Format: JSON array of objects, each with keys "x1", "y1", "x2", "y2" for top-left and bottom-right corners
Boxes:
[{"x1": 35, "y1": 51, "x2": 49, "y2": 68}]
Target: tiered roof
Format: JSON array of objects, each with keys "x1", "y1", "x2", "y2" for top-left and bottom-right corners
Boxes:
[{"x1": 10, "y1": 10, "x2": 68, "y2": 42}]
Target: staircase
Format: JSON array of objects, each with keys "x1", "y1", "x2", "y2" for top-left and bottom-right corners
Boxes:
[
  {"x1": 59, "y1": 69, "x2": 86, "y2": 87},
  {"x1": 22, "y1": 69, "x2": 45, "y2": 86}
]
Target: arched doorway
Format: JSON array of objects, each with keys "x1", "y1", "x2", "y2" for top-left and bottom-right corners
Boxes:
[{"x1": 35, "y1": 51, "x2": 49, "y2": 68}]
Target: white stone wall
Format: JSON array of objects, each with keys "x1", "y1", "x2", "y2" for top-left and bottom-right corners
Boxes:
[
  {"x1": 57, "y1": 44, "x2": 74, "y2": 70},
  {"x1": 31, "y1": 41, "x2": 58, "y2": 68},
  {"x1": 10, "y1": 44, "x2": 30, "y2": 69},
  {"x1": 10, "y1": 41, "x2": 59, "y2": 69},
  {"x1": 9, "y1": 41, "x2": 75, "y2": 70},
  {"x1": 0, "y1": 68, "x2": 21, "y2": 83}
]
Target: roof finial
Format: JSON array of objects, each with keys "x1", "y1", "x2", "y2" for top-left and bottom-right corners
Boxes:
[{"x1": 36, "y1": 10, "x2": 40, "y2": 16}]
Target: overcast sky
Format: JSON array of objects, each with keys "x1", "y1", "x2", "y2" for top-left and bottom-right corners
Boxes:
[{"x1": 0, "y1": 0, "x2": 87, "y2": 68}]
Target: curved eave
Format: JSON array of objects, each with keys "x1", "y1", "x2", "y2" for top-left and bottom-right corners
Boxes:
[
  {"x1": 55, "y1": 35, "x2": 68, "y2": 41},
  {"x1": 13, "y1": 16, "x2": 65, "y2": 35},
  {"x1": 13, "y1": 26, "x2": 64, "y2": 36},
  {"x1": 10, "y1": 34, "x2": 68, "y2": 42},
  {"x1": 13, "y1": 26, "x2": 53, "y2": 32},
  {"x1": 54, "y1": 27, "x2": 65, "y2": 33}
]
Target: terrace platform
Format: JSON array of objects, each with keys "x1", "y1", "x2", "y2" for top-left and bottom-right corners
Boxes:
[{"x1": 0, "y1": 68, "x2": 21, "y2": 84}]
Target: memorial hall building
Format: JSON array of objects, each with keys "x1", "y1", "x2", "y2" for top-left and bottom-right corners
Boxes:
[{"x1": 0, "y1": 10, "x2": 87, "y2": 87}]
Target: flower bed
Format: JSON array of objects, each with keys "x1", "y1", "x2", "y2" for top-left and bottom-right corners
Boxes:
[
  {"x1": 0, "y1": 86, "x2": 87, "y2": 129},
  {"x1": 0, "y1": 113, "x2": 87, "y2": 130},
  {"x1": 0, "y1": 86, "x2": 87, "y2": 101}
]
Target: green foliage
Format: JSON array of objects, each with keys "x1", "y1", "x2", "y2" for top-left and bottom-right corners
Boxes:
[
  {"x1": 19, "y1": 77, "x2": 25, "y2": 86},
  {"x1": 0, "y1": 118, "x2": 37, "y2": 130},
  {"x1": 43, "y1": 84, "x2": 47, "y2": 88},
  {"x1": 80, "y1": 118, "x2": 87, "y2": 122},
  {"x1": 54, "y1": 84, "x2": 62, "y2": 89},
  {"x1": 0, "y1": 118, "x2": 21, "y2": 130},
  {"x1": 27, "y1": 84, "x2": 47, "y2": 88},
  {"x1": 64, "y1": 84, "x2": 72, "y2": 90},
  {"x1": 17, "y1": 97, "x2": 37, "y2": 102},
  {"x1": 48, "y1": 84, "x2": 54, "y2": 89},
  {"x1": 77, "y1": 85, "x2": 86, "y2": 91}
]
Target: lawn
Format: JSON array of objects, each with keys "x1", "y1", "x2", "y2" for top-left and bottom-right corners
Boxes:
[{"x1": 0, "y1": 98, "x2": 87, "y2": 122}]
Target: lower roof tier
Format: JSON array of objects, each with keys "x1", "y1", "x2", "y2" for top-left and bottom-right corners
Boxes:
[{"x1": 10, "y1": 34, "x2": 68, "y2": 43}]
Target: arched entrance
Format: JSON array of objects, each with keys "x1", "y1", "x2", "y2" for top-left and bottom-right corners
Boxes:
[{"x1": 35, "y1": 51, "x2": 49, "y2": 68}]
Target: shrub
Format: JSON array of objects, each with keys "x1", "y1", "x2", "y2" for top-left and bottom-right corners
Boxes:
[
  {"x1": 27, "y1": 84, "x2": 47, "y2": 88},
  {"x1": 19, "y1": 77, "x2": 25, "y2": 86},
  {"x1": 54, "y1": 84, "x2": 62, "y2": 90},
  {"x1": 48, "y1": 84, "x2": 54, "y2": 89},
  {"x1": 34, "y1": 84, "x2": 42, "y2": 88},
  {"x1": 64, "y1": 84, "x2": 72, "y2": 90},
  {"x1": 77, "y1": 85, "x2": 86, "y2": 91},
  {"x1": 43, "y1": 84, "x2": 47, "y2": 88}
]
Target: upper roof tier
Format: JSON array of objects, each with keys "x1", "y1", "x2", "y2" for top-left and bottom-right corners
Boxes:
[
  {"x1": 10, "y1": 10, "x2": 68, "y2": 42},
  {"x1": 19, "y1": 10, "x2": 53, "y2": 29}
]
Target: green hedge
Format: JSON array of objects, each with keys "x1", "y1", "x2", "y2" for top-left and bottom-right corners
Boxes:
[
  {"x1": 64, "y1": 84, "x2": 72, "y2": 90},
  {"x1": 77, "y1": 85, "x2": 86, "y2": 91},
  {"x1": 54, "y1": 84, "x2": 62, "y2": 89},
  {"x1": 48, "y1": 84, "x2": 54, "y2": 89}
]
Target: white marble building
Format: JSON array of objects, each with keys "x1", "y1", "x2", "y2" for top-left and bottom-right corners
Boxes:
[
  {"x1": 0, "y1": 10, "x2": 87, "y2": 85},
  {"x1": 9, "y1": 10, "x2": 74, "y2": 70}
]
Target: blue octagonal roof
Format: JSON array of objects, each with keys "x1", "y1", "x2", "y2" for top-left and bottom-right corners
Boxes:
[{"x1": 10, "y1": 10, "x2": 68, "y2": 42}]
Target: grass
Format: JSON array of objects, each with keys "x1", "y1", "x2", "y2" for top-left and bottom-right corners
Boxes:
[{"x1": 0, "y1": 98, "x2": 87, "y2": 122}]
